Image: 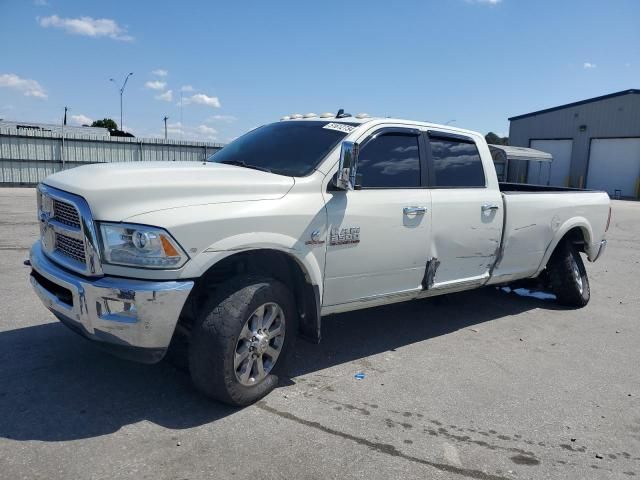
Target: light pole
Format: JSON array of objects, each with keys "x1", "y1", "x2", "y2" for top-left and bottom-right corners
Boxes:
[
  {"x1": 110, "y1": 72, "x2": 134, "y2": 130},
  {"x1": 163, "y1": 116, "x2": 169, "y2": 140}
]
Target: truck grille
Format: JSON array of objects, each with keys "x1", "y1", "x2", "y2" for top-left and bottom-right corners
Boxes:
[
  {"x1": 53, "y1": 199, "x2": 81, "y2": 229},
  {"x1": 38, "y1": 184, "x2": 103, "y2": 276},
  {"x1": 55, "y1": 232, "x2": 86, "y2": 263}
]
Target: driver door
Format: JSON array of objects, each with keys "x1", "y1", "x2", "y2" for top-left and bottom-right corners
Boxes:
[{"x1": 322, "y1": 128, "x2": 432, "y2": 308}]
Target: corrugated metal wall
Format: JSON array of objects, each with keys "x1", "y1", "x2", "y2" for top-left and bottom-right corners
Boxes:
[
  {"x1": 508, "y1": 92, "x2": 640, "y2": 188},
  {"x1": 0, "y1": 128, "x2": 224, "y2": 185}
]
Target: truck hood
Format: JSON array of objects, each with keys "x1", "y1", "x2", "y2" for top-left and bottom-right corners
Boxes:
[{"x1": 44, "y1": 161, "x2": 295, "y2": 221}]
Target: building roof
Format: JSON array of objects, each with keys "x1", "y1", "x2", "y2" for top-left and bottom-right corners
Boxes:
[
  {"x1": 0, "y1": 119, "x2": 109, "y2": 137},
  {"x1": 489, "y1": 145, "x2": 553, "y2": 163},
  {"x1": 509, "y1": 89, "x2": 640, "y2": 121}
]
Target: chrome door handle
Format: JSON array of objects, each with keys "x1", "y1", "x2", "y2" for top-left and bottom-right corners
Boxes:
[
  {"x1": 482, "y1": 204, "x2": 500, "y2": 212},
  {"x1": 403, "y1": 206, "x2": 427, "y2": 215}
]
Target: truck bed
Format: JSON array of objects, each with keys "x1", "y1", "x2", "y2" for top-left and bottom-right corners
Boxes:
[
  {"x1": 488, "y1": 187, "x2": 610, "y2": 286},
  {"x1": 499, "y1": 182, "x2": 591, "y2": 193}
]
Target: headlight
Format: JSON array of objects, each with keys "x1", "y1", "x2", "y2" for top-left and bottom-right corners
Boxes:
[{"x1": 99, "y1": 223, "x2": 189, "y2": 269}]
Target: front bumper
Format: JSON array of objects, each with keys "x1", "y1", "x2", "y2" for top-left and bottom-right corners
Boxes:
[{"x1": 29, "y1": 241, "x2": 194, "y2": 363}]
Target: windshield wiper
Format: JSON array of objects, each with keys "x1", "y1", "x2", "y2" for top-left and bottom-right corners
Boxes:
[{"x1": 219, "y1": 160, "x2": 271, "y2": 173}]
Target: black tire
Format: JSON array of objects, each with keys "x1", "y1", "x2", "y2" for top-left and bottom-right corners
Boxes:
[
  {"x1": 547, "y1": 239, "x2": 590, "y2": 308},
  {"x1": 188, "y1": 275, "x2": 297, "y2": 406}
]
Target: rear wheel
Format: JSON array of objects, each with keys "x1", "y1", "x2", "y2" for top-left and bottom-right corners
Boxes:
[
  {"x1": 188, "y1": 275, "x2": 297, "y2": 406},
  {"x1": 547, "y1": 240, "x2": 590, "y2": 308}
]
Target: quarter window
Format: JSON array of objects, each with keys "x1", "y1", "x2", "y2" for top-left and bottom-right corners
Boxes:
[
  {"x1": 429, "y1": 136, "x2": 485, "y2": 187},
  {"x1": 357, "y1": 133, "x2": 421, "y2": 188}
]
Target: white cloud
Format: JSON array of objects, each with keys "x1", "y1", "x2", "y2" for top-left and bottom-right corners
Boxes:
[
  {"x1": 70, "y1": 114, "x2": 92, "y2": 125},
  {"x1": 155, "y1": 89, "x2": 173, "y2": 102},
  {"x1": 38, "y1": 15, "x2": 133, "y2": 41},
  {"x1": 183, "y1": 93, "x2": 221, "y2": 108},
  {"x1": 466, "y1": 0, "x2": 501, "y2": 4},
  {"x1": 583, "y1": 62, "x2": 597, "y2": 69},
  {"x1": 0, "y1": 73, "x2": 47, "y2": 99},
  {"x1": 165, "y1": 121, "x2": 218, "y2": 141},
  {"x1": 197, "y1": 124, "x2": 218, "y2": 136},
  {"x1": 151, "y1": 69, "x2": 168, "y2": 77},
  {"x1": 34, "y1": 0, "x2": 49, "y2": 6},
  {"x1": 207, "y1": 114, "x2": 236, "y2": 123},
  {"x1": 145, "y1": 80, "x2": 166, "y2": 90},
  {"x1": 180, "y1": 85, "x2": 195, "y2": 92}
]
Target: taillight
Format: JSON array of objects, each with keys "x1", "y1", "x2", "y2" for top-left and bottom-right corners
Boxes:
[{"x1": 605, "y1": 206, "x2": 612, "y2": 232}]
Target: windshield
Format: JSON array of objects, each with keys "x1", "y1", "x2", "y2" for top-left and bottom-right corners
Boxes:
[{"x1": 208, "y1": 121, "x2": 358, "y2": 177}]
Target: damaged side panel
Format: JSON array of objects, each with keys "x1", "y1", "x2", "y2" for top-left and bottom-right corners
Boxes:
[
  {"x1": 422, "y1": 258, "x2": 440, "y2": 289},
  {"x1": 427, "y1": 189, "x2": 505, "y2": 287}
]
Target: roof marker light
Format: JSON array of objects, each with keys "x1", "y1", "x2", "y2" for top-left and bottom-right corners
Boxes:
[
  {"x1": 303, "y1": 113, "x2": 317, "y2": 118},
  {"x1": 291, "y1": 113, "x2": 303, "y2": 119},
  {"x1": 355, "y1": 113, "x2": 370, "y2": 119},
  {"x1": 319, "y1": 112, "x2": 334, "y2": 118},
  {"x1": 281, "y1": 116, "x2": 291, "y2": 121}
]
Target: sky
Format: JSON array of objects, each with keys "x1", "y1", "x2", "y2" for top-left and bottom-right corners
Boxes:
[{"x1": 0, "y1": 0, "x2": 638, "y2": 143}]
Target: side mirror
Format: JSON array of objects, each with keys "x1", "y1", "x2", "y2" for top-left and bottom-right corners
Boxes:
[{"x1": 335, "y1": 141, "x2": 359, "y2": 190}]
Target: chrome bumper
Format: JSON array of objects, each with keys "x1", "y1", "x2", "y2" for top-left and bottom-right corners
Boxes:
[
  {"x1": 29, "y1": 241, "x2": 194, "y2": 363},
  {"x1": 591, "y1": 239, "x2": 607, "y2": 262}
]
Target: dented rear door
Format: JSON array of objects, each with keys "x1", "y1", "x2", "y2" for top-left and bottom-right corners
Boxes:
[{"x1": 425, "y1": 131, "x2": 504, "y2": 288}]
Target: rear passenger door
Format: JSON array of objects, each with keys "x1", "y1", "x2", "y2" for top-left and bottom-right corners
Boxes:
[{"x1": 426, "y1": 131, "x2": 503, "y2": 288}]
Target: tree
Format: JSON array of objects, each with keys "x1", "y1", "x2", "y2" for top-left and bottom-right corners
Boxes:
[
  {"x1": 91, "y1": 118, "x2": 118, "y2": 130},
  {"x1": 485, "y1": 132, "x2": 508, "y2": 146}
]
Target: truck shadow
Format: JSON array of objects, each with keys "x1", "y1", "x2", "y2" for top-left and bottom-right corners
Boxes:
[{"x1": 0, "y1": 287, "x2": 558, "y2": 442}]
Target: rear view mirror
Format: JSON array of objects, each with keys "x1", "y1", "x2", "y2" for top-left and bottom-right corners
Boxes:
[{"x1": 335, "y1": 141, "x2": 359, "y2": 190}]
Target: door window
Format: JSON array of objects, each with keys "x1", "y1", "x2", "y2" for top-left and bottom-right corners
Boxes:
[
  {"x1": 429, "y1": 136, "x2": 485, "y2": 187},
  {"x1": 357, "y1": 133, "x2": 421, "y2": 188}
]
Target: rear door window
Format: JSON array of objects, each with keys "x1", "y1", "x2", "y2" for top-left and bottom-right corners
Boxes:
[{"x1": 429, "y1": 135, "x2": 486, "y2": 187}]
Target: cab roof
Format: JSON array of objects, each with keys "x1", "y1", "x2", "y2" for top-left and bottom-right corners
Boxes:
[{"x1": 280, "y1": 115, "x2": 482, "y2": 138}]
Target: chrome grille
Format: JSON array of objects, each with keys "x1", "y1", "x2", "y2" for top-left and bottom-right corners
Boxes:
[
  {"x1": 53, "y1": 199, "x2": 81, "y2": 229},
  {"x1": 38, "y1": 184, "x2": 103, "y2": 276},
  {"x1": 54, "y1": 233, "x2": 86, "y2": 264}
]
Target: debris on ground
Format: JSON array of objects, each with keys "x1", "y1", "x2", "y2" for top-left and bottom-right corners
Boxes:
[{"x1": 354, "y1": 373, "x2": 365, "y2": 380}]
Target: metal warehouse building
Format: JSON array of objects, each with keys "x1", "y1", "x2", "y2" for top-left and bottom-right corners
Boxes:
[{"x1": 508, "y1": 89, "x2": 640, "y2": 199}]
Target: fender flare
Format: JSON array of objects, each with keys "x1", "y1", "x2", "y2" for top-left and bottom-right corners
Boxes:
[
  {"x1": 182, "y1": 232, "x2": 324, "y2": 299},
  {"x1": 534, "y1": 217, "x2": 593, "y2": 276}
]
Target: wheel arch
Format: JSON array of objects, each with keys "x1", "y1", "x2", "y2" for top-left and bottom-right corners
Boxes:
[
  {"x1": 536, "y1": 218, "x2": 593, "y2": 276},
  {"x1": 181, "y1": 248, "x2": 322, "y2": 344}
]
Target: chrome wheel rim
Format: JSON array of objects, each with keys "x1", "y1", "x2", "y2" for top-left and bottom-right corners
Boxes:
[
  {"x1": 234, "y1": 302, "x2": 286, "y2": 386},
  {"x1": 570, "y1": 255, "x2": 584, "y2": 295}
]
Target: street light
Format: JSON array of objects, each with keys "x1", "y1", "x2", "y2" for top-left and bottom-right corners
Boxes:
[
  {"x1": 163, "y1": 116, "x2": 169, "y2": 140},
  {"x1": 110, "y1": 72, "x2": 134, "y2": 131}
]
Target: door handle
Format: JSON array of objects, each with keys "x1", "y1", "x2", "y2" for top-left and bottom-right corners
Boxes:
[
  {"x1": 403, "y1": 206, "x2": 427, "y2": 215},
  {"x1": 481, "y1": 204, "x2": 500, "y2": 212}
]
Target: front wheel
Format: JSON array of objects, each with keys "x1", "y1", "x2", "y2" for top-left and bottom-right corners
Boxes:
[
  {"x1": 189, "y1": 275, "x2": 297, "y2": 406},
  {"x1": 547, "y1": 240, "x2": 590, "y2": 308}
]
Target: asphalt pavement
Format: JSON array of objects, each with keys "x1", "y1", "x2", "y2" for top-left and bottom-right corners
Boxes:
[{"x1": 1, "y1": 187, "x2": 639, "y2": 480}]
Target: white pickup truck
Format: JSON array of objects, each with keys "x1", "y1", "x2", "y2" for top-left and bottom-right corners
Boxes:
[{"x1": 29, "y1": 114, "x2": 611, "y2": 405}]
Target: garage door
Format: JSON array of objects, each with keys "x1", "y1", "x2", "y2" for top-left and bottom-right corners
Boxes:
[
  {"x1": 529, "y1": 140, "x2": 573, "y2": 187},
  {"x1": 587, "y1": 138, "x2": 640, "y2": 198}
]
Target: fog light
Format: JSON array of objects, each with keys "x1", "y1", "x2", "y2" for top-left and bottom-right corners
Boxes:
[{"x1": 96, "y1": 297, "x2": 138, "y2": 323}]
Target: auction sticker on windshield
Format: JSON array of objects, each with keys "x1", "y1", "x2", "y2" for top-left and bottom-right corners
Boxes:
[{"x1": 323, "y1": 123, "x2": 356, "y2": 133}]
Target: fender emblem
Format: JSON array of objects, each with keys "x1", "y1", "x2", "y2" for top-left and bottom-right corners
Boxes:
[
  {"x1": 330, "y1": 227, "x2": 360, "y2": 246},
  {"x1": 305, "y1": 230, "x2": 325, "y2": 246}
]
